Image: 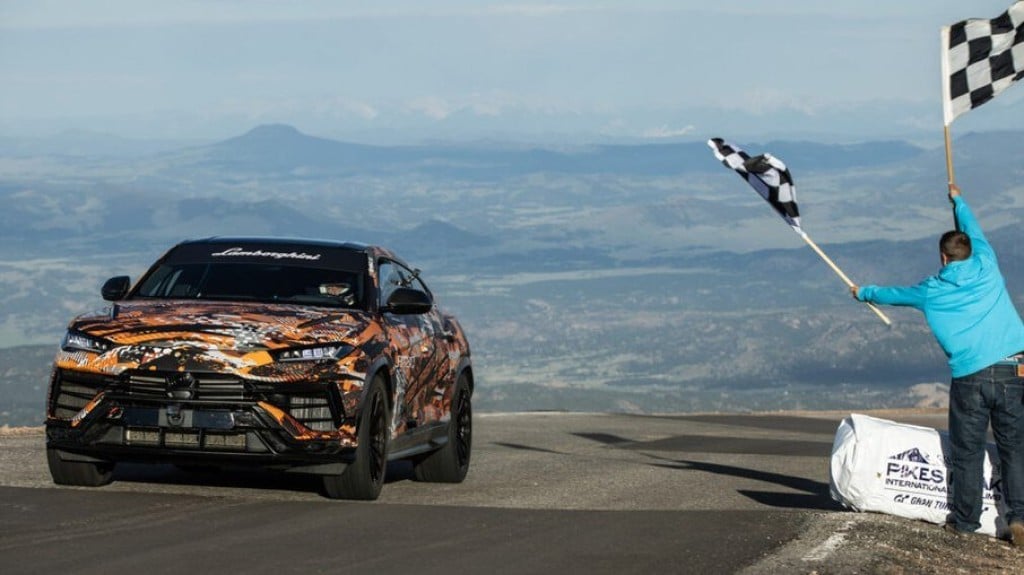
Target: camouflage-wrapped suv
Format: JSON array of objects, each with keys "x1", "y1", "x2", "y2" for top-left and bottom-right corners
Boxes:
[{"x1": 45, "y1": 238, "x2": 473, "y2": 500}]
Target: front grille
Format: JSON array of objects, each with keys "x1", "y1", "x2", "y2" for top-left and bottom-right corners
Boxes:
[
  {"x1": 126, "y1": 372, "x2": 247, "y2": 401},
  {"x1": 287, "y1": 394, "x2": 335, "y2": 432},
  {"x1": 126, "y1": 371, "x2": 337, "y2": 431},
  {"x1": 52, "y1": 371, "x2": 110, "y2": 419},
  {"x1": 51, "y1": 368, "x2": 339, "y2": 433}
]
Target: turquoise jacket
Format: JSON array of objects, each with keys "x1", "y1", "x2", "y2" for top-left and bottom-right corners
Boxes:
[{"x1": 857, "y1": 196, "x2": 1024, "y2": 377}]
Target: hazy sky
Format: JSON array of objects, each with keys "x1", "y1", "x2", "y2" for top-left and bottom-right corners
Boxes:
[{"x1": 2, "y1": 0, "x2": 1023, "y2": 143}]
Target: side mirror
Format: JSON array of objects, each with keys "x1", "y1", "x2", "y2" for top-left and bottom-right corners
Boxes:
[
  {"x1": 383, "y1": 287, "x2": 432, "y2": 315},
  {"x1": 101, "y1": 276, "x2": 131, "y2": 301}
]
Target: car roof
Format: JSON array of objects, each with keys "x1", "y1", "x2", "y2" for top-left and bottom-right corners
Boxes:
[
  {"x1": 182, "y1": 236, "x2": 373, "y2": 252},
  {"x1": 171, "y1": 237, "x2": 408, "y2": 268}
]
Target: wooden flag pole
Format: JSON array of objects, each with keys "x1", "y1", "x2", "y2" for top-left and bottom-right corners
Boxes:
[
  {"x1": 798, "y1": 231, "x2": 892, "y2": 326},
  {"x1": 944, "y1": 124, "x2": 960, "y2": 230},
  {"x1": 943, "y1": 125, "x2": 956, "y2": 184}
]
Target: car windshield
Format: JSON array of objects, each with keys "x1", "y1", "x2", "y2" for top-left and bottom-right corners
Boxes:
[{"x1": 134, "y1": 262, "x2": 365, "y2": 309}]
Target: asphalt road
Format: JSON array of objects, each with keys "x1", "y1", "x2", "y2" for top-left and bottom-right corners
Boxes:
[{"x1": 0, "y1": 410, "x2": 947, "y2": 574}]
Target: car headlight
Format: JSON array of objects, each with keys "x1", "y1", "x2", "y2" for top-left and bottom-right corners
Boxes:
[
  {"x1": 61, "y1": 331, "x2": 113, "y2": 354},
  {"x1": 274, "y1": 344, "x2": 354, "y2": 363}
]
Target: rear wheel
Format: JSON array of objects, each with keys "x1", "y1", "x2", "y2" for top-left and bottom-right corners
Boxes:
[
  {"x1": 323, "y1": 374, "x2": 390, "y2": 500},
  {"x1": 413, "y1": 373, "x2": 472, "y2": 483},
  {"x1": 46, "y1": 448, "x2": 115, "y2": 487}
]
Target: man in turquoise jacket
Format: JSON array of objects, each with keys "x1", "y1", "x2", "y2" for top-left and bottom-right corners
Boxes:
[{"x1": 852, "y1": 183, "x2": 1024, "y2": 545}]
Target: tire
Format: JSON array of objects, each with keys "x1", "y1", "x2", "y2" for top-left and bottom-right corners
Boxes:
[
  {"x1": 323, "y1": 374, "x2": 390, "y2": 500},
  {"x1": 413, "y1": 374, "x2": 472, "y2": 483},
  {"x1": 46, "y1": 448, "x2": 115, "y2": 487}
]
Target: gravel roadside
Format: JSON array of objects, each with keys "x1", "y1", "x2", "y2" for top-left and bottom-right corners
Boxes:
[{"x1": 746, "y1": 510, "x2": 1024, "y2": 574}]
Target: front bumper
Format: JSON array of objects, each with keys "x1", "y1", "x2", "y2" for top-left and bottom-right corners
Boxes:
[{"x1": 46, "y1": 368, "x2": 362, "y2": 473}]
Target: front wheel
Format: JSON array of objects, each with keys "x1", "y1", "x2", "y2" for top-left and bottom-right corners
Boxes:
[
  {"x1": 323, "y1": 374, "x2": 390, "y2": 500},
  {"x1": 46, "y1": 448, "x2": 115, "y2": 487},
  {"x1": 413, "y1": 373, "x2": 472, "y2": 483}
]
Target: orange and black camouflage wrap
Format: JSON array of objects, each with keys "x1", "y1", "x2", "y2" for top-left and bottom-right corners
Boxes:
[{"x1": 45, "y1": 240, "x2": 472, "y2": 466}]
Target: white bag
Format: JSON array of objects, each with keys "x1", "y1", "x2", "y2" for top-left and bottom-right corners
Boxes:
[{"x1": 829, "y1": 413, "x2": 1008, "y2": 538}]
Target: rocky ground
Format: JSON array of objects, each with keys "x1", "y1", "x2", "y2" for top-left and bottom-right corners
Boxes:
[{"x1": 747, "y1": 510, "x2": 1024, "y2": 574}]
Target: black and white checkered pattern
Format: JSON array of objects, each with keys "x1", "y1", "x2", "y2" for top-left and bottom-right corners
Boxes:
[
  {"x1": 708, "y1": 138, "x2": 802, "y2": 233},
  {"x1": 942, "y1": 1, "x2": 1024, "y2": 125}
]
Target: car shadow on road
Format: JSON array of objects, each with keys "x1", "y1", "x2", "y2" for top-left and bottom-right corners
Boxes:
[
  {"x1": 112, "y1": 463, "x2": 321, "y2": 492},
  {"x1": 650, "y1": 458, "x2": 843, "y2": 511},
  {"x1": 112, "y1": 461, "x2": 414, "y2": 498}
]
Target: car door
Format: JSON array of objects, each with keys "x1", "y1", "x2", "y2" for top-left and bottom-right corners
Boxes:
[{"x1": 377, "y1": 260, "x2": 447, "y2": 431}]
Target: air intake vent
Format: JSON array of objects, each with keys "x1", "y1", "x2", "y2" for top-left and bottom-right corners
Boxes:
[
  {"x1": 288, "y1": 394, "x2": 335, "y2": 432},
  {"x1": 52, "y1": 371, "x2": 109, "y2": 419}
]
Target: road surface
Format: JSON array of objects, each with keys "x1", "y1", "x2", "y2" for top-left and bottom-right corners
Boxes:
[{"x1": 0, "y1": 410, "x2": 947, "y2": 574}]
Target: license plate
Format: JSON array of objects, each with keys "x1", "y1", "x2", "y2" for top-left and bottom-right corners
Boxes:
[{"x1": 193, "y1": 410, "x2": 235, "y2": 429}]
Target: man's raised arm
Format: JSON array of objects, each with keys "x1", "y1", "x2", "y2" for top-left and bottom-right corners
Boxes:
[{"x1": 949, "y1": 183, "x2": 993, "y2": 260}]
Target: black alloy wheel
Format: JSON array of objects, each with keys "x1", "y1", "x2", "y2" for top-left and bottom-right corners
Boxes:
[
  {"x1": 412, "y1": 373, "x2": 472, "y2": 483},
  {"x1": 322, "y1": 374, "x2": 390, "y2": 500}
]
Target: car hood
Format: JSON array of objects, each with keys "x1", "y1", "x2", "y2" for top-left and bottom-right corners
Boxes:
[
  {"x1": 70, "y1": 300, "x2": 375, "y2": 350},
  {"x1": 59, "y1": 300, "x2": 382, "y2": 378}
]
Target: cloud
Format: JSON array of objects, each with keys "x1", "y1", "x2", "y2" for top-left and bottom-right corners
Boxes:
[
  {"x1": 211, "y1": 95, "x2": 379, "y2": 123},
  {"x1": 402, "y1": 92, "x2": 586, "y2": 121},
  {"x1": 641, "y1": 124, "x2": 695, "y2": 139},
  {"x1": 719, "y1": 88, "x2": 824, "y2": 117},
  {"x1": 312, "y1": 98, "x2": 379, "y2": 121},
  {"x1": 406, "y1": 97, "x2": 453, "y2": 120}
]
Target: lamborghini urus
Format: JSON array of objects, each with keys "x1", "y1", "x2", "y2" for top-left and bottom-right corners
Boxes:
[{"x1": 45, "y1": 238, "x2": 473, "y2": 500}]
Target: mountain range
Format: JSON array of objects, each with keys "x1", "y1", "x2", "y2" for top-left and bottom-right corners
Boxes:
[{"x1": 2, "y1": 124, "x2": 1024, "y2": 425}]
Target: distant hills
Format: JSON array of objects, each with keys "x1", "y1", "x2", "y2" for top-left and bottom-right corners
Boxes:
[
  {"x1": 3, "y1": 125, "x2": 1024, "y2": 423},
  {"x1": 171, "y1": 123, "x2": 928, "y2": 178},
  {"x1": 3, "y1": 123, "x2": 1021, "y2": 262},
  {"x1": 0, "y1": 123, "x2": 934, "y2": 179}
]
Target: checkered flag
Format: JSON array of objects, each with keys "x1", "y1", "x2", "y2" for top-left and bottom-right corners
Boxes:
[
  {"x1": 707, "y1": 138, "x2": 802, "y2": 233},
  {"x1": 942, "y1": 1, "x2": 1024, "y2": 125},
  {"x1": 705, "y1": 138, "x2": 890, "y2": 324}
]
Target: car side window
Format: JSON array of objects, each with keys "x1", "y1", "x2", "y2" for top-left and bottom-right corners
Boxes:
[
  {"x1": 377, "y1": 261, "x2": 401, "y2": 307},
  {"x1": 377, "y1": 260, "x2": 432, "y2": 307}
]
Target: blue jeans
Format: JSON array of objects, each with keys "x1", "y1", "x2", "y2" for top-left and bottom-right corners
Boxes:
[{"x1": 947, "y1": 364, "x2": 1024, "y2": 531}]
